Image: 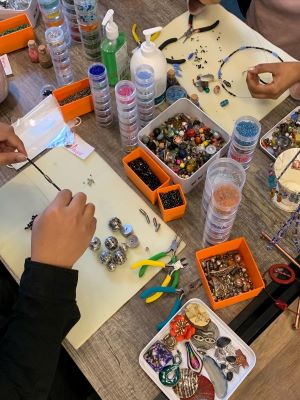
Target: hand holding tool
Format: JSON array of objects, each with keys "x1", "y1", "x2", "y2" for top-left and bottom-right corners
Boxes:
[{"x1": 26, "y1": 157, "x2": 61, "y2": 191}]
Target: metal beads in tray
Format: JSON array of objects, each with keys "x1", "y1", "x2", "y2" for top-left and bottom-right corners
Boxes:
[
  {"x1": 260, "y1": 106, "x2": 300, "y2": 160},
  {"x1": 139, "y1": 298, "x2": 255, "y2": 400}
]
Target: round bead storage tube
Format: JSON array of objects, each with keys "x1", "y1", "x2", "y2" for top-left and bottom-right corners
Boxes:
[
  {"x1": 45, "y1": 27, "x2": 74, "y2": 86},
  {"x1": 134, "y1": 64, "x2": 155, "y2": 127},
  {"x1": 201, "y1": 158, "x2": 246, "y2": 215},
  {"x1": 115, "y1": 80, "x2": 140, "y2": 153},
  {"x1": 62, "y1": 0, "x2": 81, "y2": 43},
  {"x1": 228, "y1": 116, "x2": 261, "y2": 170},
  {"x1": 88, "y1": 63, "x2": 113, "y2": 127}
]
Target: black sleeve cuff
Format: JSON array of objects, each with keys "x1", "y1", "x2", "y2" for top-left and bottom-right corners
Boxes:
[{"x1": 20, "y1": 258, "x2": 78, "y2": 301}]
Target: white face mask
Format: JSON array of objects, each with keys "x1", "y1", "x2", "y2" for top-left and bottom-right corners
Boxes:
[{"x1": 11, "y1": 94, "x2": 74, "y2": 170}]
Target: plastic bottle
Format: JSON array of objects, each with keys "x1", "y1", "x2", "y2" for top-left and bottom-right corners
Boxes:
[
  {"x1": 130, "y1": 27, "x2": 167, "y2": 106},
  {"x1": 38, "y1": 45, "x2": 53, "y2": 68},
  {"x1": 101, "y1": 9, "x2": 129, "y2": 87},
  {"x1": 28, "y1": 40, "x2": 39, "y2": 63}
]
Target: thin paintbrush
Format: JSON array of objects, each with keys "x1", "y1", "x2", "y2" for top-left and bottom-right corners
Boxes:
[{"x1": 26, "y1": 157, "x2": 61, "y2": 191}]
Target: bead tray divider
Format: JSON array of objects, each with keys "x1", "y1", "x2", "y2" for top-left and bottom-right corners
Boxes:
[
  {"x1": 139, "y1": 298, "x2": 256, "y2": 400},
  {"x1": 259, "y1": 106, "x2": 300, "y2": 161}
]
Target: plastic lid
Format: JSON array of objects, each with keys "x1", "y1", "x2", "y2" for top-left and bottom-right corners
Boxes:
[
  {"x1": 28, "y1": 40, "x2": 36, "y2": 48},
  {"x1": 38, "y1": 44, "x2": 47, "y2": 53},
  {"x1": 45, "y1": 27, "x2": 65, "y2": 45},
  {"x1": 102, "y1": 9, "x2": 118, "y2": 41},
  {"x1": 141, "y1": 26, "x2": 162, "y2": 54}
]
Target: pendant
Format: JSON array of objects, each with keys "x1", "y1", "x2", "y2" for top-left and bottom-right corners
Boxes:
[
  {"x1": 185, "y1": 342, "x2": 203, "y2": 373},
  {"x1": 159, "y1": 364, "x2": 180, "y2": 387},
  {"x1": 173, "y1": 368, "x2": 199, "y2": 399}
]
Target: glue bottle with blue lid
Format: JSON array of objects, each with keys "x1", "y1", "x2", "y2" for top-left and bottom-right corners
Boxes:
[{"x1": 130, "y1": 27, "x2": 167, "y2": 106}]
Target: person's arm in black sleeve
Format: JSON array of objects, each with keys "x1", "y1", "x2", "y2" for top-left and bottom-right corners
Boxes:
[
  {"x1": 236, "y1": 0, "x2": 251, "y2": 18},
  {"x1": 0, "y1": 259, "x2": 80, "y2": 400}
]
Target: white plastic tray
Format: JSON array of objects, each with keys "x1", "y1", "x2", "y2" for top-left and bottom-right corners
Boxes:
[
  {"x1": 139, "y1": 298, "x2": 256, "y2": 400},
  {"x1": 259, "y1": 106, "x2": 300, "y2": 161},
  {"x1": 138, "y1": 98, "x2": 230, "y2": 193},
  {"x1": 0, "y1": 0, "x2": 39, "y2": 27}
]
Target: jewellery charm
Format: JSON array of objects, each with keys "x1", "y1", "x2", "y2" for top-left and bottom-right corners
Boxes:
[
  {"x1": 89, "y1": 236, "x2": 101, "y2": 251},
  {"x1": 203, "y1": 356, "x2": 228, "y2": 399},
  {"x1": 173, "y1": 368, "x2": 199, "y2": 399},
  {"x1": 162, "y1": 333, "x2": 177, "y2": 351},
  {"x1": 108, "y1": 217, "x2": 122, "y2": 231},
  {"x1": 185, "y1": 342, "x2": 203, "y2": 373},
  {"x1": 185, "y1": 302, "x2": 210, "y2": 328},
  {"x1": 126, "y1": 234, "x2": 139, "y2": 248},
  {"x1": 112, "y1": 248, "x2": 127, "y2": 265},
  {"x1": 170, "y1": 315, "x2": 196, "y2": 342},
  {"x1": 121, "y1": 223, "x2": 134, "y2": 237},
  {"x1": 106, "y1": 261, "x2": 117, "y2": 272},
  {"x1": 98, "y1": 250, "x2": 112, "y2": 264},
  {"x1": 235, "y1": 349, "x2": 249, "y2": 368},
  {"x1": 104, "y1": 236, "x2": 118, "y2": 251},
  {"x1": 159, "y1": 350, "x2": 182, "y2": 387},
  {"x1": 143, "y1": 341, "x2": 173, "y2": 372},
  {"x1": 139, "y1": 208, "x2": 150, "y2": 224}
]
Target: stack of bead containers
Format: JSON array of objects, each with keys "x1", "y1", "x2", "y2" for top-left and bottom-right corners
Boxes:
[
  {"x1": 134, "y1": 64, "x2": 155, "y2": 128},
  {"x1": 74, "y1": 0, "x2": 101, "y2": 60},
  {"x1": 228, "y1": 116, "x2": 261, "y2": 170},
  {"x1": 38, "y1": 0, "x2": 71, "y2": 46},
  {"x1": 61, "y1": 0, "x2": 81, "y2": 43},
  {"x1": 45, "y1": 26, "x2": 74, "y2": 86},
  {"x1": 88, "y1": 63, "x2": 113, "y2": 127},
  {"x1": 202, "y1": 158, "x2": 246, "y2": 247},
  {"x1": 115, "y1": 80, "x2": 140, "y2": 153}
]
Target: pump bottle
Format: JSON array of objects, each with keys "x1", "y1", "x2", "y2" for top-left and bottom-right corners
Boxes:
[
  {"x1": 101, "y1": 9, "x2": 129, "y2": 86},
  {"x1": 130, "y1": 27, "x2": 167, "y2": 106}
]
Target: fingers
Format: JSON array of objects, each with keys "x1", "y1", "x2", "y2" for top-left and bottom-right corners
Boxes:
[
  {"x1": 84, "y1": 202, "x2": 95, "y2": 219},
  {"x1": 5, "y1": 131, "x2": 27, "y2": 156},
  {"x1": 0, "y1": 152, "x2": 27, "y2": 165},
  {"x1": 53, "y1": 189, "x2": 73, "y2": 207},
  {"x1": 69, "y1": 192, "x2": 87, "y2": 214},
  {"x1": 249, "y1": 63, "x2": 278, "y2": 75},
  {"x1": 246, "y1": 69, "x2": 278, "y2": 99}
]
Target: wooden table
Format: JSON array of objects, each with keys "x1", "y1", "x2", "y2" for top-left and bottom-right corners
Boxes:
[{"x1": 0, "y1": 1, "x2": 299, "y2": 399}]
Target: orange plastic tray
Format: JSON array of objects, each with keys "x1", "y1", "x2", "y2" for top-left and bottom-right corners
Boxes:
[
  {"x1": 195, "y1": 237, "x2": 265, "y2": 310},
  {"x1": 157, "y1": 184, "x2": 187, "y2": 222},
  {"x1": 53, "y1": 78, "x2": 94, "y2": 122},
  {"x1": 122, "y1": 147, "x2": 171, "y2": 204},
  {"x1": 0, "y1": 14, "x2": 35, "y2": 54}
]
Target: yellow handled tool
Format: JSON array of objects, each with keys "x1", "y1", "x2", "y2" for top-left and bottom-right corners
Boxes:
[{"x1": 132, "y1": 23, "x2": 160, "y2": 46}]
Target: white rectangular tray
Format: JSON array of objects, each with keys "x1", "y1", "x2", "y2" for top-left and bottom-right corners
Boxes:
[
  {"x1": 259, "y1": 106, "x2": 300, "y2": 161},
  {"x1": 139, "y1": 298, "x2": 256, "y2": 400},
  {"x1": 138, "y1": 98, "x2": 230, "y2": 194}
]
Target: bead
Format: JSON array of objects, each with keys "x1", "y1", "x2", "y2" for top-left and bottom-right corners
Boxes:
[
  {"x1": 121, "y1": 223, "x2": 134, "y2": 237},
  {"x1": 108, "y1": 217, "x2": 122, "y2": 231},
  {"x1": 98, "y1": 250, "x2": 112, "y2": 264},
  {"x1": 112, "y1": 248, "x2": 127, "y2": 265},
  {"x1": 89, "y1": 236, "x2": 101, "y2": 251},
  {"x1": 126, "y1": 234, "x2": 139, "y2": 248},
  {"x1": 220, "y1": 99, "x2": 229, "y2": 107},
  {"x1": 180, "y1": 162, "x2": 185, "y2": 169},
  {"x1": 106, "y1": 261, "x2": 117, "y2": 272},
  {"x1": 104, "y1": 236, "x2": 118, "y2": 251},
  {"x1": 213, "y1": 85, "x2": 221, "y2": 94}
]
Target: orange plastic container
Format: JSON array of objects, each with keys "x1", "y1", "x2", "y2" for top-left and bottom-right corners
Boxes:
[
  {"x1": 195, "y1": 237, "x2": 265, "y2": 310},
  {"x1": 0, "y1": 14, "x2": 35, "y2": 54},
  {"x1": 53, "y1": 78, "x2": 94, "y2": 122},
  {"x1": 157, "y1": 184, "x2": 187, "y2": 222},
  {"x1": 122, "y1": 147, "x2": 171, "y2": 204}
]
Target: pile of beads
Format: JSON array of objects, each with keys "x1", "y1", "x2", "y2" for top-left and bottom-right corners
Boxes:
[
  {"x1": 58, "y1": 87, "x2": 91, "y2": 105},
  {"x1": 128, "y1": 157, "x2": 161, "y2": 191},
  {"x1": 141, "y1": 113, "x2": 225, "y2": 179},
  {"x1": 159, "y1": 190, "x2": 183, "y2": 209}
]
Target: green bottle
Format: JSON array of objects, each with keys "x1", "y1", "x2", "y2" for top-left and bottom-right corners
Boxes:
[{"x1": 101, "y1": 9, "x2": 129, "y2": 87}]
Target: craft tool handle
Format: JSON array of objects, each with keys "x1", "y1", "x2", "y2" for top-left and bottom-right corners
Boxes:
[
  {"x1": 140, "y1": 285, "x2": 176, "y2": 299},
  {"x1": 156, "y1": 297, "x2": 182, "y2": 331},
  {"x1": 145, "y1": 274, "x2": 172, "y2": 303},
  {"x1": 138, "y1": 252, "x2": 167, "y2": 277}
]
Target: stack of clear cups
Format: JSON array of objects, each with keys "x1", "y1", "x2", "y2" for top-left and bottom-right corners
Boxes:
[
  {"x1": 62, "y1": 0, "x2": 81, "y2": 43},
  {"x1": 202, "y1": 182, "x2": 242, "y2": 247},
  {"x1": 115, "y1": 80, "x2": 140, "y2": 153},
  {"x1": 38, "y1": 0, "x2": 71, "y2": 46},
  {"x1": 88, "y1": 63, "x2": 113, "y2": 127},
  {"x1": 45, "y1": 26, "x2": 74, "y2": 87},
  {"x1": 228, "y1": 116, "x2": 261, "y2": 170},
  {"x1": 74, "y1": 0, "x2": 101, "y2": 60},
  {"x1": 202, "y1": 158, "x2": 246, "y2": 217},
  {"x1": 134, "y1": 64, "x2": 155, "y2": 128}
]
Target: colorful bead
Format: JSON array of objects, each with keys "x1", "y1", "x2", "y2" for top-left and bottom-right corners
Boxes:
[{"x1": 220, "y1": 99, "x2": 229, "y2": 107}]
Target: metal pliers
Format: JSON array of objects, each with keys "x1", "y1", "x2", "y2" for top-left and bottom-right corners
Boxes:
[
  {"x1": 179, "y1": 14, "x2": 220, "y2": 43},
  {"x1": 133, "y1": 235, "x2": 182, "y2": 278},
  {"x1": 140, "y1": 286, "x2": 185, "y2": 331}
]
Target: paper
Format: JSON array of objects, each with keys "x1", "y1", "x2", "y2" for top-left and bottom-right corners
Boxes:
[
  {"x1": 65, "y1": 134, "x2": 94, "y2": 159},
  {"x1": 0, "y1": 54, "x2": 12, "y2": 76}
]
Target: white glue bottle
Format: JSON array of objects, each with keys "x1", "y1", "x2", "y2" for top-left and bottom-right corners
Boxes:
[{"x1": 130, "y1": 27, "x2": 167, "y2": 106}]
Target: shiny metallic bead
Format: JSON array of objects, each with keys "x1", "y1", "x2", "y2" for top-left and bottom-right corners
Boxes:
[
  {"x1": 119, "y1": 243, "x2": 128, "y2": 253},
  {"x1": 89, "y1": 236, "x2": 101, "y2": 251},
  {"x1": 106, "y1": 261, "x2": 117, "y2": 272},
  {"x1": 104, "y1": 236, "x2": 118, "y2": 251},
  {"x1": 126, "y1": 234, "x2": 139, "y2": 248},
  {"x1": 98, "y1": 250, "x2": 112, "y2": 264},
  {"x1": 108, "y1": 217, "x2": 122, "y2": 231},
  {"x1": 113, "y1": 248, "x2": 127, "y2": 265},
  {"x1": 121, "y1": 223, "x2": 134, "y2": 237}
]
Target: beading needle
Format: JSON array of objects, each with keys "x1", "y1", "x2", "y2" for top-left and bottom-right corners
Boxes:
[{"x1": 26, "y1": 157, "x2": 61, "y2": 191}]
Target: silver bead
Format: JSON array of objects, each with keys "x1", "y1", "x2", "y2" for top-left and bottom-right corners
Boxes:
[
  {"x1": 98, "y1": 250, "x2": 112, "y2": 264},
  {"x1": 121, "y1": 223, "x2": 134, "y2": 237},
  {"x1": 108, "y1": 217, "x2": 122, "y2": 231},
  {"x1": 126, "y1": 234, "x2": 139, "y2": 248},
  {"x1": 106, "y1": 261, "x2": 117, "y2": 272},
  {"x1": 119, "y1": 243, "x2": 128, "y2": 253},
  {"x1": 89, "y1": 236, "x2": 101, "y2": 251},
  {"x1": 113, "y1": 249, "x2": 127, "y2": 265},
  {"x1": 104, "y1": 236, "x2": 118, "y2": 251}
]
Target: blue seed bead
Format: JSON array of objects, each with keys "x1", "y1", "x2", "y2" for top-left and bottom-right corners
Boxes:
[
  {"x1": 236, "y1": 121, "x2": 259, "y2": 137},
  {"x1": 220, "y1": 99, "x2": 229, "y2": 107}
]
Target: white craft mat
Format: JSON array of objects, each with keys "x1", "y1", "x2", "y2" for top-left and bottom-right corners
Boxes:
[
  {"x1": 156, "y1": 5, "x2": 295, "y2": 133},
  {"x1": 0, "y1": 148, "x2": 185, "y2": 349}
]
